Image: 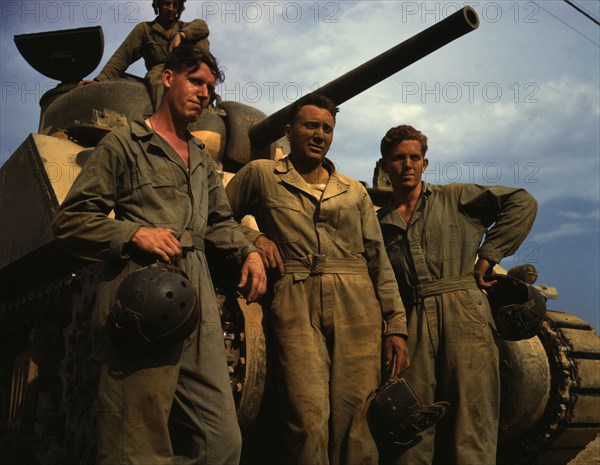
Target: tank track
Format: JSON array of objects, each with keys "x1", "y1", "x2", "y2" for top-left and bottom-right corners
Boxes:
[
  {"x1": 0, "y1": 263, "x2": 99, "y2": 465},
  {"x1": 0, "y1": 263, "x2": 266, "y2": 465},
  {"x1": 498, "y1": 310, "x2": 600, "y2": 465}
]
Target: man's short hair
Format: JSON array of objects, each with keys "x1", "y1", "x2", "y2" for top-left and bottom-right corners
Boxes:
[
  {"x1": 164, "y1": 45, "x2": 224, "y2": 85},
  {"x1": 288, "y1": 93, "x2": 339, "y2": 124},
  {"x1": 153, "y1": 0, "x2": 186, "y2": 18},
  {"x1": 380, "y1": 125, "x2": 428, "y2": 158}
]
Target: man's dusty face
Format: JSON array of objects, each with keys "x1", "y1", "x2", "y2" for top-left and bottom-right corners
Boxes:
[
  {"x1": 158, "y1": 0, "x2": 180, "y2": 22},
  {"x1": 285, "y1": 105, "x2": 335, "y2": 167},
  {"x1": 381, "y1": 139, "x2": 428, "y2": 192},
  {"x1": 163, "y1": 62, "x2": 216, "y2": 123}
]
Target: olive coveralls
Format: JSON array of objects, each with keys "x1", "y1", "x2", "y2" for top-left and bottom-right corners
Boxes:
[
  {"x1": 53, "y1": 119, "x2": 254, "y2": 465},
  {"x1": 377, "y1": 182, "x2": 537, "y2": 465},
  {"x1": 226, "y1": 157, "x2": 408, "y2": 465},
  {"x1": 95, "y1": 19, "x2": 210, "y2": 108}
]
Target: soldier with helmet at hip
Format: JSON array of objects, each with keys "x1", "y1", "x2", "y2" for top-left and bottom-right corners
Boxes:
[
  {"x1": 82, "y1": 0, "x2": 211, "y2": 109},
  {"x1": 376, "y1": 124, "x2": 537, "y2": 465},
  {"x1": 54, "y1": 45, "x2": 266, "y2": 464}
]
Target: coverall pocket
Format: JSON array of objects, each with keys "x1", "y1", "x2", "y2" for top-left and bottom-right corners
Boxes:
[
  {"x1": 133, "y1": 174, "x2": 185, "y2": 226},
  {"x1": 335, "y1": 207, "x2": 364, "y2": 252},
  {"x1": 457, "y1": 289, "x2": 496, "y2": 344},
  {"x1": 425, "y1": 222, "x2": 460, "y2": 262},
  {"x1": 262, "y1": 197, "x2": 302, "y2": 243}
]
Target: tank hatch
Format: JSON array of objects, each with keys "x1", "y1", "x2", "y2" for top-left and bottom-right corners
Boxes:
[{"x1": 14, "y1": 26, "x2": 103, "y2": 83}]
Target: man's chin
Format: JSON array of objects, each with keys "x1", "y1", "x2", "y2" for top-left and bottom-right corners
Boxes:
[{"x1": 185, "y1": 110, "x2": 203, "y2": 123}]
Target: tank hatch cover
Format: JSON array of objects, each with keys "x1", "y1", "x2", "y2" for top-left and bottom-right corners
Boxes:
[{"x1": 14, "y1": 26, "x2": 103, "y2": 83}]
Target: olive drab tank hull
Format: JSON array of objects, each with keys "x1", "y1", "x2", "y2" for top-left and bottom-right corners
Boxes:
[{"x1": 1, "y1": 7, "x2": 598, "y2": 464}]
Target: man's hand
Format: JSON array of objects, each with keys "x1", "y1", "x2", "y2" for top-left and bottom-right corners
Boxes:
[
  {"x1": 78, "y1": 79, "x2": 94, "y2": 87},
  {"x1": 169, "y1": 31, "x2": 184, "y2": 52},
  {"x1": 130, "y1": 227, "x2": 182, "y2": 263},
  {"x1": 474, "y1": 257, "x2": 495, "y2": 289},
  {"x1": 255, "y1": 235, "x2": 285, "y2": 276},
  {"x1": 384, "y1": 335, "x2": 410, "y2": 376},
  {"x1": 238, "y1": 251, "x2": 267, "y2": 302}
]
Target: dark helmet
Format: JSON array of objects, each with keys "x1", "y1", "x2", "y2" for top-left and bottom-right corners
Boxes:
[
  {"x1": 371, "y1": 376, "x2": 449, "y2": 444},
  {"x1": 111, "y1": 262, "x2": 200, "y2": 345},
  {"x1": 484, "y1": 274, "x2": 547, "y2": 341}
]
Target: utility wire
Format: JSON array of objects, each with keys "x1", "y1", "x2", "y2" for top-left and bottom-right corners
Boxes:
[
  {"x1": 563, "y1": 0, "x2": 600, "y2": 26},
  {"x1": 533, "y1": 1, "x2": 599, "y2": 47}
]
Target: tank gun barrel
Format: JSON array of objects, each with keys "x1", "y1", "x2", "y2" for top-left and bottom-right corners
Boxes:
[{"x1": 249, "y1": 6, "x2": 479, "y2": 149}]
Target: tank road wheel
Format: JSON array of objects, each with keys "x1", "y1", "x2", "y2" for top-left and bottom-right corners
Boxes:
[
  {"x1": 497, "y1": 310, "x2": 600, "y2": 465},
  {"x1": 221, "y1": 294, "x2": 267, "y2": 428}
]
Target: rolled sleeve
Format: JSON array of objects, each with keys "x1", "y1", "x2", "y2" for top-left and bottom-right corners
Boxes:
[
  {"x1": 204, "y1": 160, "x2": 255, "y2": 264},
  {"x1": 360, "y1": 190, "x2": 408, "y2": 337},
  {"x1": 460, "y1": 184, "x2": 538, "y2": 263},
  {"x1": 53, "y1": 144, "x2": 138, "y2": 261}
]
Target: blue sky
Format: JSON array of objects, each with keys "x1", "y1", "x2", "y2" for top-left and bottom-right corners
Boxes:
[{"x1": 1, "y1": 1, "x2": 599, "y2": 328}]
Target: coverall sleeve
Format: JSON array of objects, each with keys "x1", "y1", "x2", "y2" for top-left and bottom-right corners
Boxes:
[
  {"x1": 225, "y1": 163, "x2": 265, "y2": 245},
  {"x1": 360, "y1": 189, "x2": 408, "y2": 337},
  {"x1": 179, "y1": 19, "x2": 210, "y2": 48},
  {"x1": 459, "y1": 184, "x2": 538, "y2": 265},
  {"x1": 52, "y1": 144, "x2": 141, "y2": 261},
  {"x1": 95, "y1": 23, "x2": 146, "y2": 81},
  {"x1": 204, "y1": 160, "x2": 257, "y2": 263}
]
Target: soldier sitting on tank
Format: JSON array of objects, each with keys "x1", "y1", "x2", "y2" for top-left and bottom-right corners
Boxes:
[
  {"x1": 53, "y1": 45, "x2": 266, "y2": 465},
  {"x1": 225, "y1": 93, "x2": 410, "y2": 465},
  {"x1": 80, "y1": 0, "x2": 210, "y2": 110},
  {"x1": 376, "y1": 124, "x2": 537, "y2": 465}
]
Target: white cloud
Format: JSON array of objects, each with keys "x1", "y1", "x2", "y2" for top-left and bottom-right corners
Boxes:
[
  {"x1": 558, "y1": 209, "x2": 600, "y2": 220},
  {"x1": 532, "y1": 221, "x2": 598, "y2": 243}
]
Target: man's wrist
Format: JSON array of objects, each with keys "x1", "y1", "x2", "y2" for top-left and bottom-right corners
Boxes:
[
  {"x1": 384, "y1": 333, "x2": 408, "y2": 340},
  {"x1": 241, "y1": 244, "x2": 260, "y2": 261}
]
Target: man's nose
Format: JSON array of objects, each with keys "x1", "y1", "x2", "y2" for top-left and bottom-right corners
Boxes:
[{"x1": 197, "y1": 84, "x2": 210, "y2": 98}]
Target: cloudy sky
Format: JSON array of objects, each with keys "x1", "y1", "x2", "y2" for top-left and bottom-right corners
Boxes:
[{"x1": 1, "y1": 1, "x2": 599, "y2": 328}]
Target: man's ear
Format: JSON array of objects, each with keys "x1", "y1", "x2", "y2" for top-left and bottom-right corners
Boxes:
[
  {"x1": 162, "y1": 69, "x2": 174, "y2": 89},
  {"x1": 284, "y1": 124, "x2": 291, "y2": 140},
  {"x1": 423, "y1": 157, "x2": 429, "y2": 171},
  {"x1": 379, "y1": 158, "x2": 388, "y2": 173}
]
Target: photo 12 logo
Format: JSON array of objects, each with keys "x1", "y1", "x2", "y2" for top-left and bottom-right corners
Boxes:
[
  {"x1": 399, "y1": 2, "x2": 540, "y2": 24},
  {"x1": 400, "y1": 81, "x2": 540, "y2": 104},
  {"x1": 1, "y1": 2, "x2": 141, "y2": 25},
  {"x1": 196, "y1": 2, "x2": 340, "y2": 24},
  {"x1": 422, "y1": 161, "x2": 540, "y2": 184},
  {"x1": 216, "y1": 80, "x2": 321, "y2": 104}
]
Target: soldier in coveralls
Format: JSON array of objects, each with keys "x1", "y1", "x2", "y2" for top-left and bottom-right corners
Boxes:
[
  {"x1": 53, "y1": 46, "x2": 266, "y2": 465},
  {"x1": 225, "y1": 94, "x2": 410, "y2": 465},
  {"x1": 83, "y1": 0, "x2": 210, "y2": 109},
  {"x1": 376, "y1": 125, "x2": 537, "y2": 465}
]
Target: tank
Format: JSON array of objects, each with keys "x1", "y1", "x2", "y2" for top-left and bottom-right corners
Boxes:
[{"x1": 1, "y1": 6, "x2": 598, "y2": 465}]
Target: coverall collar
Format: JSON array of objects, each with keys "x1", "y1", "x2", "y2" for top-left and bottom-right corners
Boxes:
[
  {"x1": 274, "y1": 156, "x2": 350, "y2": 201},
  {"x1": 379, "y1": 182, "x2": 432, "y2": 230},
  {"x1": 130, "y1": 118, "x2": 206, "y2": 174},
  {"x1": 150, "y1": 18, "x2": 183, "y2": 38}
]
